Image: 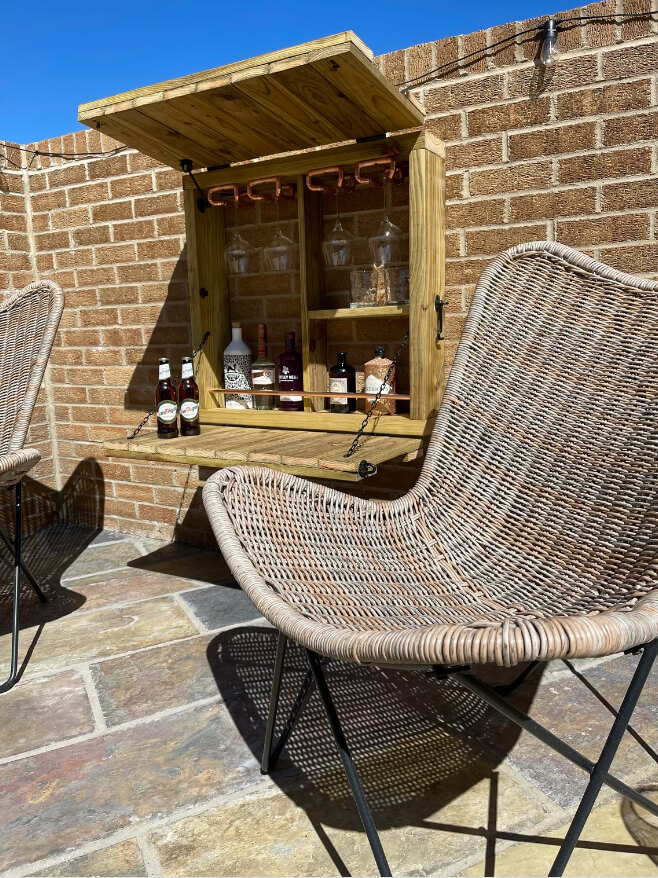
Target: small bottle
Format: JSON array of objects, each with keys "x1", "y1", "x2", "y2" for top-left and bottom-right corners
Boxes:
[
  {"x1": 178, "y1": 356, "x2": 200, "y2": 436},
  {"x1": 156, "y1": 357, "x2": 178, "y2": 439},
  {"x1": 329, "y1": 352, "x2": 356, "y2": 414},
  {"x1": 277, "y1": 331, "x2": 304, "y2": 412},
  {"x1": 251, "y1": 323, "x2": 276, "y2": 410},
  {"x1": 223, "y1": 322, "x2": 253, "y2": 410},
  {"x1": 364, "y1": 345, "x2": 396, "y2": 414}
]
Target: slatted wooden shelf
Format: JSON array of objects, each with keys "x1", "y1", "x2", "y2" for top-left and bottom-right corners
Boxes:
[
  {"x1": 78, "y1": 32, "x2": 424, "y2": 170},
  {"x1": 104, "y1": 427, "x2": 424, "y2": 481},
  {"x1": 308, "y1": 305, "x2": 410, "y2": 320}
]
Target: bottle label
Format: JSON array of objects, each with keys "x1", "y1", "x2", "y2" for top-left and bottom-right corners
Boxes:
[
  {"x1": 280, "y1": 395, "x2": 303, "y2": 403},
  {"x1": 157, "y1": 401, "x2": 177, "y2": 423},
  {"x1": 158, "y1": 363, "x2": 171, "y2": 380},
  {"x1": 181, "y1": 361, "x2": 193, "y2": 379},
  {"x1": 252, "y1": 367, "x2": 275, "y2": 386},
  {"x1": 179, "y1": 399, "x2": 199, "y2": 421},
  {"x1": 365, "y1": 375, "x2": 392, "y2": 395},
  {"x1": 224, "y1": 353, "x2": 253, "y2": 409},
  {"x1": 330, "y1": 377, "x2": 349, "y2": 406}
]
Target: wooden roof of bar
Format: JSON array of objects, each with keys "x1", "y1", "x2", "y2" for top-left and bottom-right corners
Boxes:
[{"x1": 78, "y1": 32, "x2": 424, "y2": 170}]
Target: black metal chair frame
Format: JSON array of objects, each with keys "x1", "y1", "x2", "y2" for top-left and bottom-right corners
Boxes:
[
  {"x1": 0, "y1": 482, "x2": 47, "y2": 692},
  {"x1": 261, "y1": 631, "x2": 658, "y2": 877}
]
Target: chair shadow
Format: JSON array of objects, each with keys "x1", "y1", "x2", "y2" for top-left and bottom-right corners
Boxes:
[
  {"x1": 0, "y1": 458, "x2": 105, "y2": 646},
  {"x1": 207, "y1": 626, "x2": 541, "y2": 837}
]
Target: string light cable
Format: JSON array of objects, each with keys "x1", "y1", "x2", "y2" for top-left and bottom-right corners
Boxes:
[
  {"x1": 397, "y1": 9, "x2": 657, "y2": 89},
  {"x1": 1, "y1": 4, "x2": 655, "y2": 166}
]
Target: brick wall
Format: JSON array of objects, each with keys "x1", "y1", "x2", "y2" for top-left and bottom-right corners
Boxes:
[{"x1": 1, "y1": 0, "x2": 656, "y2": 544}]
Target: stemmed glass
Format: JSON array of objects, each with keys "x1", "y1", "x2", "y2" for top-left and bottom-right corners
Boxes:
[
  {"x1": 322, "y1": 185, "x2": 354, "y2": 268},
  {"x1": 263, "y1": 193, "x2": 295, "y2": 272},
  {"x1": 224, "y1": 198, "x2": 254, "y2": 275},
  {"x1": 368, "y1": 176, "x2": 403, "y2": 266}
]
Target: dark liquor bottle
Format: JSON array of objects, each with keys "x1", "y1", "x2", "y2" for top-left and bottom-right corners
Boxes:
[
  {"x1": 178, "y1": 356, "x2": 200, "y2": 436},
  {"x1": 277, "y1": 331, "x2": 304, "y2": 412},
  {"x1": 156, "y1": 357, "x2": 178, "y2": 439},
  {"x1": 329, "y1": 352, "x2": 356, "y2": 414},
  {"x1": 251, "y1": 323, "x2": 276, "y2": 410}
]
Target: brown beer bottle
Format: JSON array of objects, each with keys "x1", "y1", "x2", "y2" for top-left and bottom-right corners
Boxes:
[
  {"x1": 178, "y1": 356, "x2": 200, "y2": 437},
  {"x1": 156, "y1": 357, "x2": 178, "y2": 439}
]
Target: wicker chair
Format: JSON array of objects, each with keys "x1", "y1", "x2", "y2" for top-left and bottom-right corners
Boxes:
[
  {"x1": 203, "y1": 241, "x2": 658, "y2": 876},
  {"x1": 0, "y1": 280, "x2": 64, "y2": 692}
]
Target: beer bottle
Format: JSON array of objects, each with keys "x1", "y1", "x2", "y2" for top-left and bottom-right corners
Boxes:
[
  {"x1": 156, "y1": 357, "x2": 178, "y2": 439},
  {"x1": 178, "y1": 356, "x2": 200, "y2": 437}
]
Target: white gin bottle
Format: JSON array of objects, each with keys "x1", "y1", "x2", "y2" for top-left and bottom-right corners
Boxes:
[{"x1": 223, "y1": 322, "x2": 253, "y2": 409}]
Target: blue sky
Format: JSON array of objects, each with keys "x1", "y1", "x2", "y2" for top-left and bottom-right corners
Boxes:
[{"x1": 3, "y1": 0, "x2": 560, "y2": 144}]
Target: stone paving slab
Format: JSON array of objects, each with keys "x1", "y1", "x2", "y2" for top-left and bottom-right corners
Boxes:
[
  {"x1": 127, "y1": 543, "x2": 232, "y2": 586},
  {"x1": 91, "y1": 635, "x2": 217, "y2": 726},
  {"x1": 148, "y1": 766, "x2": 552, "y2": 877},
  {"x1": 0, "y1": 670, "x2": 95, "y2": 760},
  {"x1": 459, "y1": 796, "x2": 658, "y2": 877},
  {"x1": 0, "y1": 702, "x2": 265, "y2": 872},
  {"x1": 31, "y1": 839, "x2": 146, "y2": 877},
  {"x1": 180, "y1": 584, "x2": 262, "y2": 631},
  {"x1": 10, "y1": 596, "x2": 198, "y2": 678},
  {"x1": 72, "y1": 570, "x2": 205, "y2": 613}
]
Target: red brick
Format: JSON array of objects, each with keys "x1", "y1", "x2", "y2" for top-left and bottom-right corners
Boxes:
[
  {"x1": 79, "y1": 307, "x2": 120, "y2": 326},
  {"x1": 55, "y1": 248, "x2": 93, "y2": 269},
  {"x1": 47, "y1": 164, "x2": 87, "y2": 189},
  {"x1": 557, "y1": 212, "x2": 650, "y2": 247},
  {"x1": 558, "y1": 147, "x2": 652, "y2": 183},
  {"x1": 51, "y1": 207, "x2": 90, "y2": 229},
  {"x1": 509, "y1": 56, "x2": 598, "y2": 99},
  {"x1": 585, "y1": 0, "x2": 617, "y2": 47},
  {"x1": 603, "y1": 112, "x2": 658, "y2": 147},
  {"x1": 602, "y1": 179, "x2": 658, "y2": 212},
  {"x1": 116, "y1": 262, "x2": 160, "y2": 283},
  {"x1": 620, "y1": 0, "x2": 654, "y2": 40},
  {"x1": 154, "y1": 169, "x2": 182, "y2": 191},
  {"x1": 382, "y1": 49, "x2": 405, "y2": 85},
  {"x1": 95, "y1": 243, "x2": 137, "y2": 265},
  {"x1": 76, "y1": 266, "x2": 117, "y2": 286},
  {"x1": 469, "y1": 161, "x2": 552, "y2": 196},
  {"x1": 88, "y1": 154, "x2": 130, "y2": 179},
  {"x1": 72, "y1": 225, "x2": 111, "y2": 246},
  {"x1": 599, "y1": 243, "x2": 658, "y2": 275},
  {"x1": 110, "y1": 173, "x2": 154, "y2": 199},
  {"x1": 137, "y1": 239, "x2": 182, "y2": 260},
  {"x1": 425, "y1": 75, "x2": 504, "y2": 112},
  {"x1": 68, "y1": 181, "x2": 109, "y2": 205},
  {"x1": 425, "y1": 114, "x2": 463, "y2": 142},
  {"x1": 156, "y1": 215, "x2": 185, "y2": 237},
  {"x1": 447, "y1": 198, "x2": 505, "y2": 229},
  {"x1": 557, "y1": 80, "x2": 652, "y2": 120},
  {"x1": 445, "y1": 173, "x2": 465, "y2": 200},
  {"x1": 133, "y1": 193, "x2": 179, "y2": 217},
  {"x1": 509, "y1": 186, "x2": 597, "y2": 222},
  {"x1": 509, "y1": 122, "x2": 597, "y2": 160},
  {"x1": 461, "y1": 29, "x2": 488, "y2": 74},
  {"x1": 602, "y1": 42, "x2": 658, "y2": 79},
  {"x1": 92, "y1": 201, "x2": 133, "y2": 222},
  {"x1": 466, "y1": 222, "x2": 549, "y2": 255},
  {"x1": 467, "y1": 98, "x2": 551, "y2": 137},
  {"x1": 489, "y1": 22, "x2": 517, "y2": 67},
  {"x1": 113, "y1": 219, "x2": 156, "y2": 242},
  {"x1": 433, "y1": 36, "x2": 460, "y2": 79},
  {"x1": 516, "y1": 15, "x2": 543, "y2": 62},
  {"x1": 34, "y1": 231, "x2": 71, "y2": 250}
]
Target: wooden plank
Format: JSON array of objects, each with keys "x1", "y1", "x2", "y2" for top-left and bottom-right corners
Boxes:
[
  {"x1": 184, "y1": 190, "x2": 228, "y2": 410},
  {"x1": 318, "y1": 435, "x2": 423, "y2": 472},
  {"x1": 309, "y1": 43, "x2": 424, "y2": 132},
  {"x1": 281, "y1": 432, "x2": 355, "y2": 467},
  {"x1": 184, "y1": 131, "x2": 421, "y2": 191},
  {"x1": 298, "y1": 177, "x2": 327, "y2": 414},
  {"x1": 308, "y1": 305, "x2": 409, "y2": 320},
  {"x1": 198, "y1": 407, "x2": 433, "y2": 437},
  {"x1": 408, "y1": 132, "x2": 445, "y2": 421},
  {"x1": 79, "y1": 33, "x2": 372, "y2": 115}
]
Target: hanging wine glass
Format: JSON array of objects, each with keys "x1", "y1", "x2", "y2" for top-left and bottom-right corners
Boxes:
[
  {"x1": 322, "y1": 184, "x2": 353, "y2": 268},
  {"x1": 368, "y1": 176, "x2": 403, "y2": 266},
  {"x1": 224, "y1": 198, "x2": 254, "y2": 275},
  {"x1": 263, "y1": 192, "x2": 295, "y2": 272}
]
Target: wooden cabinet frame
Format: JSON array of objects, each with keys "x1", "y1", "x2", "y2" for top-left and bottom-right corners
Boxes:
[{"x1": 184, "y1": 129, "x2": 445, "y2": 439}]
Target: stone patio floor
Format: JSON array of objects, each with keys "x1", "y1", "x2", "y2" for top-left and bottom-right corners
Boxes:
[{"x1": 0, "y1": 525, "x2": 657, "y2": 877}]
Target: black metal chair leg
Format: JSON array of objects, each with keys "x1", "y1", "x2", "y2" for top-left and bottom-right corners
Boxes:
[
  {"x1": 1, "y1": 483, "x2": 24, "y2": 692},
  {"x1": 0, "y1": 492, "x2": 46, "y2": 603},
  {"x1": 261, "y1": 631, "x2": 288, "y2": 774},
  {"x1": 306, "y1": 649, "x2": 392, "y2": 878},
  {"x1": 549, "y1": 639, "x2": 658, "y2": 877}
]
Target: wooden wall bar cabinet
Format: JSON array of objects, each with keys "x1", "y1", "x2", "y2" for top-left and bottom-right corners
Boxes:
[{"x1": 80, "y1": 32, "x2": 446, "y2": 480}]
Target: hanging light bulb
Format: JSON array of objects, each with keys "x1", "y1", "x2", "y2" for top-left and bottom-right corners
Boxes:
[{"x1": 540, "y1": 18, "x2": 559, "y2": 68}]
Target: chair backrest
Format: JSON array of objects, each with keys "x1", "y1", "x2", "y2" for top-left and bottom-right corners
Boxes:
[
  {"x1": 0, "y1": 280, "x2": 64, "y2": 455},
  {"x1": 416, "y1": 241, "x2": 658, "y2": 613}
]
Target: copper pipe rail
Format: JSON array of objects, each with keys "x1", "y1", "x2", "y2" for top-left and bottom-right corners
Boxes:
[{"x1": 209, "y1": 388, "x2": 410, "y2": 401}]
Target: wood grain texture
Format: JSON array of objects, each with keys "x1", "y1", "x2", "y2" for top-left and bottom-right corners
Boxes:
[
  {"x1": 103, "y1": 425, "x2": 422, "y2": 479},
  {"x1": 308, "y1": 305, "x2": 410, "y2": 320},
  {"x1": 78, "y1": 34, "x2": 423, "y2": 170},
  {"x1": 298, "y1": 178, "x2": 327, "y2": 413},
  {"x1": 197, "y1": 407, "x2": 433, "y2": 436}
]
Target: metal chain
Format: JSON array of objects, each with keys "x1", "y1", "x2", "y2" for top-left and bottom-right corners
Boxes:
[
  {"x1": 127, "y1": 331, "x2": 211, "y2": 440},
  {"x1": 344, "y1": 330, "x2": 409, "y2": 458}
]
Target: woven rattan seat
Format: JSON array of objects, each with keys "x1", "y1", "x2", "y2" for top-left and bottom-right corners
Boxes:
[{"x1": 204, "y1": 241, "x2": 658, "y2": 668}]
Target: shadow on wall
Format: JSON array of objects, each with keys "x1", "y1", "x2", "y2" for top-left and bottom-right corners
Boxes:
[
  {"x1": 206, "y1": 625, "x2": 542, "y2": 871},
  {"x1": 0, "y1": 458, "x2": 105, "y2": 644},
  {"x1": 124, "y1": 248, "x2": 191, "y2": 412}
]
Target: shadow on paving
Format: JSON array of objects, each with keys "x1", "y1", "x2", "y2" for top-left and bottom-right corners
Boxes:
[
  {"x1": 207, "y1": 626, "x2": 542, "y2": 865},
  {"x1": 0, "y1": 459, "x2": 105, "y2": 679}
]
